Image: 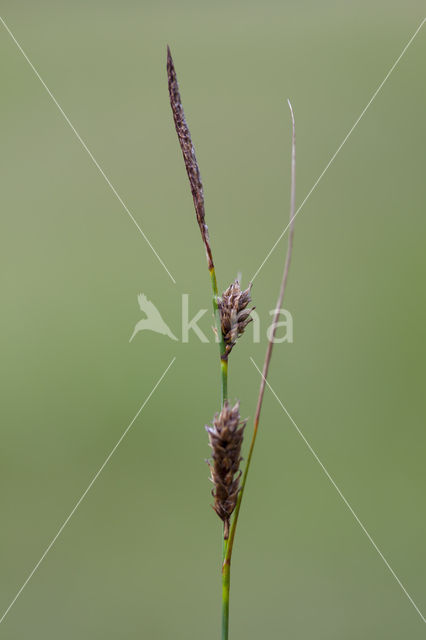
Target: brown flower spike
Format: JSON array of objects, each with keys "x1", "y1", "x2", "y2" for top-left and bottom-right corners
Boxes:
[
  {"x1": 167, "y1": 46, "x2": 214, "y2": 271},
  {"x1": 206, "y1": 401, "x2": 246, "y2": 538},
  {"x1": 218, "y1": 281, "x2": 254, "y2": 358}
]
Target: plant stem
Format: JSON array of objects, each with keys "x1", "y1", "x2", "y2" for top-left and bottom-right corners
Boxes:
[
  {"x1": 210, "y1": 266, "x2": 228, "y2": 406},
  {"x1": 222, "y1": 536, "x2": 230, "y2": 640},
  {"x1": 224, "y1": 99, "x2": 296, "y2": 573},
  {"x1": 220, "y1": 359, "x2": 228, "y2": 406}
]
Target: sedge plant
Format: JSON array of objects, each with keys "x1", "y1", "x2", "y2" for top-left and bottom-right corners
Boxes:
[{"x1": 167, "y1": 47, "x2": 296, "y2": 640}]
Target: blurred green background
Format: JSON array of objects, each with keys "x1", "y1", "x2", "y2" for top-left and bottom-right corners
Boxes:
[{"x1": 1, "y1": 1, "x2": 425, "y2": 638}]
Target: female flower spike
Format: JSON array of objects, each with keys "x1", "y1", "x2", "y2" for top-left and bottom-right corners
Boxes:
[
  {"x1": 218, "y1": 281, "x2": 254, "y2": 357},
  {"x1": 206, "y1": 401, "x2": 246, "y2": 538}
]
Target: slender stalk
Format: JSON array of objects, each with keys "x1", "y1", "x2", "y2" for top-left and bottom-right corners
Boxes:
[
  {"x1": 222, "y1": 536, "x2": 230, "y2": 640},
  {"x1": 221, "y1": 360, "x2": 228, "y2": 405},
  {"x1": 224, "y1": 99, "x2": 296, "y2": 571},
  {"x1": 210, "y1": 266, "x2": 228, "y2": 406}
]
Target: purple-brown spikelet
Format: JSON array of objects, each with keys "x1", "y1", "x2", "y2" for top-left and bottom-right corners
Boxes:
[
  {"x1": 206, "y1": 401, "x2": 246, "y2": 538},
  {"x1": 167, "y1": 46, "x2": 214, "y2": 271},
  {"x1": 218, "y1": 281, "x2": 255, "y2": 357}
]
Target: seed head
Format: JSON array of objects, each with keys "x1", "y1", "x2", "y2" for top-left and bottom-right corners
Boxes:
[
  {"x1": 206, "y1": 401, "x2": 246, "y2": 538},
  {"x1": 167, "y1": 46, "x2": 214, "y2": 270},
  {"x1": 218, "y1": 281, "x2": 254, "y2": 357}
]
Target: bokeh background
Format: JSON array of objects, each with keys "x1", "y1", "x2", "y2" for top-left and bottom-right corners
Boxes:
[{"x1": 1, "y1": 1, "x2": 425, "y2": 638}]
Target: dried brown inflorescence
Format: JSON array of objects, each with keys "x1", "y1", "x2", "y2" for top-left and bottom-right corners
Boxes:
[
  {"x1": 167, "y1": 46, "x2": 214, "y2": 270},
  {"x1": 218, "y1": 281, "x2": 254, "y2": 358},
  {"x1": 206, "y1": 401, "x2": 246, "y2": 538}
]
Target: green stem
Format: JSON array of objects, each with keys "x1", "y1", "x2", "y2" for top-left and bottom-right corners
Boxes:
[
  {"x1": 222, "y1": 535, "x2": 230, "y2": 640},
  {"x1": 220, "y1": 359, "x2": 228, "y2": 405},
  {"x1": 209, "y1": 266, "x2": 228, "y2": 406}
]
